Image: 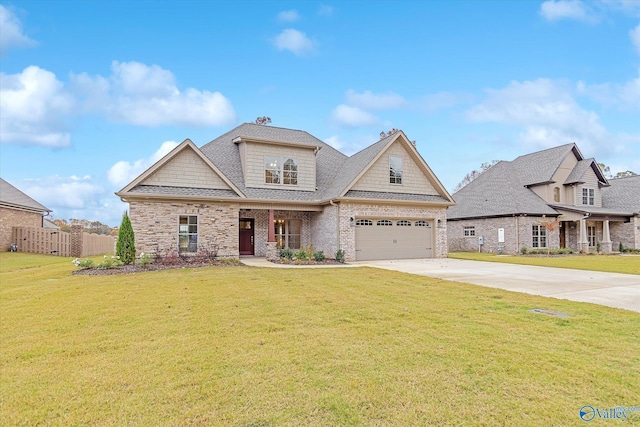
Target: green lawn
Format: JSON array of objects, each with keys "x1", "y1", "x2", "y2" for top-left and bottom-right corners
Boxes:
[
  {"x1": 449, "y1": 252, "x2": 640, "y2": 275},
  {"x1": 1, "y1": 253, "x2": 639, "y2": 426}
]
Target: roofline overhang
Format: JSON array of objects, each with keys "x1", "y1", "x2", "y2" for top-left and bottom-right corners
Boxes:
[
  {"x1": 233, "y1": 135, "x2": 321, "y2": 152},
  {"x1": 325, "y1": 196, "x2": 456, "y2": 207},
  {"x1": 447, "y1": 212, "x2": 561, "y2": 221},
  {"x1": 549, "y1": 204, "x2": 634, "y2": 217},
  {"x1": 0, "y1": 202, "x2": 51, "y2": 214}
]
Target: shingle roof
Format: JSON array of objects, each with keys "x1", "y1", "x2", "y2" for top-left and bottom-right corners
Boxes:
[
  {"x1": 509, "y1": 143, "x2": 577, "y2": 186},
  {"x1": 128, "y1": 185, "x2": 241, "y2": 199},
  {"x1": 564, "y1": 159, "x2": 594, "y2": 184},
  {"x1": 447, "y1": 161, "x2": 558, "y2": 220},
  {"x1": 344, "y1": 190, "x2": 451, "y2": 203},
  {"x1": 0, "y1": 178, "x2": 50, "y2": 213},
  {"x1": 602, "y1": 175, "x2": 640, "y2": 213}
]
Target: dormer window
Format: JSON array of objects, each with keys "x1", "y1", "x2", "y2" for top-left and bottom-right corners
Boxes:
[
  {"x1": 265, "y1": 156, "x2": 298, "y2": 185},
  {"x1": 390, "y1": 156, "x2": 403, "y2": 185},
  {"x1": 582, "y1": 188, "x2": 594, "y2": 205}
]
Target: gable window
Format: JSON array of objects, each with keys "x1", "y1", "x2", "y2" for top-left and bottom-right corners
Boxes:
[
  {"x1": 553, "y1": 187, "x2": 560, "y2": 203},
  {"x1": 274, "y1": 219, "x2": 301, "y2": 249},
  {"x1": 355, "y1": 219, "x2": 372, "y2": 226},
  {"x1": 532, "y1": 225, "x2": 546, "y2": 248},
  {"x1": 463, "y1": 226, "x2": 475, "y2": 237},
  {"x1": 587, "y1": 226, "x2": 596, "y2": 247},
  {"x1": 283, "y1": 158, "x2": 298, "y2": 185},
  {"x1": 377, "y1": 220, "x2": 393, "y2": 226},
  {"x1": 265, "y1": 157, "x2": 281, "y2": 184},
  {"x1": 389, "y1": 156, "x2": 403, "y2": 185},
  {"x1": 582, "y1": 188, "x2": 594, "y2": 205},
  {"x1": 265, "y1": 156, "x2": 298, "y2": 185},
  {"x1": 178, "y1": 215, "x2": 198, "y2": 253},
  {"x1": 397, "y1": 220, "x2": 411, "y2": 226}
]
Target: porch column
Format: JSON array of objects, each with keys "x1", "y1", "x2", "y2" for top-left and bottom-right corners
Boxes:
[
  {"x1": 578, "y1": 218, "x2": 589, "y2": 253},
  {"x1": 265, "y1": 209, "x2": 278, "y2": 261},
  {"x1": 601, "y1": 219, "x2": 612, "y2": 254}
]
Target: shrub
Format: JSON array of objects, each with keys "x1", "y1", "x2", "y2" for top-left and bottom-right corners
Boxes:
[
  {"x1": 72, "y1": 258, "x2": 94, "y2": 269},
  {"x1": 279, "y1": 248, "x2": 294, "y2": 260},
  {"x1": 335, "y1": 249, "x2": 345, "y2": 263},
  {"x1": 520, "y1": 247, "x2": 528, "y2": 255},
  {"x1": 136, "y1": 252, "x2": 153, "y2": 268},
  {"x1": 294, "y1": 248, "x2": 310, "y2": 261},
  {"x1": 596, "y1": 241, "x2": 601, "y2": 253},
  {"x1": 116, "y1": 212, "x2": 136, "y2": 265},
  {"x1": 313, "y1": 250, "x2": 326, "y2": 262},
  {"x1": 96, "y1": 255, "x2": 123, "y2": 269}
]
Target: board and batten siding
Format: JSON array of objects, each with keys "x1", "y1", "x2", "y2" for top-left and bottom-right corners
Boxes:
[
  {"x1": 575, "y1": 168, "x2": 602, "y2": 207},
  {"x1": 351, "y1": 142, "x2": 438, "y2": 195},
  {"x1": 142, "y1": 148, "x2": 231, "y2": 189},
  {"x1": 241, "y1": 142, "x2": 316, "y2": 191}
]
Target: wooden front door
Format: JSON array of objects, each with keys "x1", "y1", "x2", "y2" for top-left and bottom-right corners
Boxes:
[
  {"x1": 559, "y1": 222, "x2": 565, "y2": 248},
  {"x1": 239, "y1": 219, "x2": 254, "y2": 256}
]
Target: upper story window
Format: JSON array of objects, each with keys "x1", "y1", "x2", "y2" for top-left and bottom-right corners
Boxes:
[
  {"x1": 553, "y1": 187, "x2": 560, "y2": 203},
  {"x1": 582, "y1": 188, "x2": 594, "y2": 205},
  {"x1": 265, "y1": 156, "x2": 297, "y2": 185},
  {"x1": 464, "y1": 226, "x2": 475, "y2": 237},
  {"x1": 389, "y1": 156, "x2": 403, "y2": 185}
]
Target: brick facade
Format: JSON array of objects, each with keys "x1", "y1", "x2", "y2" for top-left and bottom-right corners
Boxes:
[
  {"x1": 448, "y1": 216, "x2": 561, "y2": 254},
  {"x1": 129, "y1": 201, "x2": 240, "y2": 258},
  {"x1": 610, "y1": 217, "x2": 640, "y2": 250},
  {"x1": 0, "y1": 206, "x2": 43, "y2": 252},
  {"x1": 338, "y1": 202, "x2": 448, "y2": 261}
]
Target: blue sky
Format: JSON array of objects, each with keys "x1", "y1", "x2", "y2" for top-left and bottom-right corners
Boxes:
[{"x1": 1, "y1": 0, "x2": 639, "y2": 226}]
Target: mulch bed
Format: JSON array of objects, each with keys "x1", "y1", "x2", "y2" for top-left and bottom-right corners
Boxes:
[{"x1": 72, "y1": 260, "x2": 241, "y2": 276}]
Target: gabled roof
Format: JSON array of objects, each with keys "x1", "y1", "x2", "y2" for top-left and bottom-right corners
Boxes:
[
  {"x1": 602, "y1": 175, "x2": 640, "y2": 214},
  {"x1": 118, "y1": 124, "x2": 453, "y2": 206},
  {"x1": 509, "y1": 143, "x2": 578, "y2": 186},
  {"x1": 447, "y1": 161, "x2": 558, "y2": 220},
  {"x1": 0, "y1": 178, "x2": 51, "y2": 213}
]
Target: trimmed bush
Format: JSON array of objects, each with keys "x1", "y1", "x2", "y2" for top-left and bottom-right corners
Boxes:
[
  {"x1": 335, "y1": 249, "x2": 345, "y2": 263},
  {"x1": 116, "y1": 212, "x2": 136, "y2": 265}
]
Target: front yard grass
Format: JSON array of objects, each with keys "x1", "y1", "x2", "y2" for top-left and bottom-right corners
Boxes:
[
  {"x1": 1, "y1": 253, "x2": 639, "y2": 425},
  {"x1": 449, "y1": 251, "x2": 640, "y2": 275}
]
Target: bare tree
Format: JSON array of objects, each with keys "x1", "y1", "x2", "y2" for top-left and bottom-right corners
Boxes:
[
  {"x1": 380, "y1": 128, "x2": 399, "y2": 139},
  {"x1": 537, "y1": 216, "x2": 562, "y2": 256},
  {"x1": 453, "y1": 160, "x2": 499, "y2": 193},
  {"x1": 614, "y1": 170, "x2": 638, "y2": 178},
  {"x1": 255, "y1": 116, "x2": 272, "y2": 125}
]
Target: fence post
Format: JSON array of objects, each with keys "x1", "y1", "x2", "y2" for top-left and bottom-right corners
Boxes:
[{"x1": 70, "y1": 225, "x2": 83, "y2": 258}]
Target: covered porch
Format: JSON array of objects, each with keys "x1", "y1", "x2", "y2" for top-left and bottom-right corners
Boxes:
[{"x1": 554, "y1": 206, "x2": 632, "y2": 254}]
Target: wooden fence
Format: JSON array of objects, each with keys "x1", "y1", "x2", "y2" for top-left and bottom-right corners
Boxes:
[{"x1": 12, "y1": 226, "x2": 115, "y2": 257}]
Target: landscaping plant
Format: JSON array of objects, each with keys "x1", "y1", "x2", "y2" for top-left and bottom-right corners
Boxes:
[{"x1": 115, "y1": 211, "x2": 136, "y2": 264}]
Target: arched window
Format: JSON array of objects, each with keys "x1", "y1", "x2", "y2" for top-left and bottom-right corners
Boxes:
[
  {"x1": 355, "y1": 219, "x2": 372, "y2": 226},
  {"x1": 377, "y1": 220, "x2": 393, "y2": 226},
  {"x1": 397, "y1": 220, "x2": 411, "y2": 226}
]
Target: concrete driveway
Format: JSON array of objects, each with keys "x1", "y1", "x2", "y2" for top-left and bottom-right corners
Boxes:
[{"x1": 353, "y1": 258, "x2": 640, "y2": 313}]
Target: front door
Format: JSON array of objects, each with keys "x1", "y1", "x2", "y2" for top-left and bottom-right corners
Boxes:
[
  {"x1": 239, "y1": 219, "x2": 254, "y2": 256},
  {"x1": 559, "y1": 222, "x2": 565, "y2": 248}
]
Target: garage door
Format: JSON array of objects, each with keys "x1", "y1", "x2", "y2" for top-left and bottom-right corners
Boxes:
[{"x1": 355, "y1": 218, "x2": 433, "y2": 261}]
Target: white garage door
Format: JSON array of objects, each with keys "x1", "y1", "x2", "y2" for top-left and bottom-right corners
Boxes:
[{"x1": 355, "y1": 218, "x2": 434, "y2": 261}]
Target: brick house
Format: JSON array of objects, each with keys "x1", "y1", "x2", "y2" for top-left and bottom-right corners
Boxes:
[
  {"x1": 447, "y1": 144, "x2": 640, "y2": 254},
  {"x1": 0, "y1": 178, "x2": 52, "y2": 251},
  {"x1": 116, "y1": 124, "x2": 455, "y2": 261}
]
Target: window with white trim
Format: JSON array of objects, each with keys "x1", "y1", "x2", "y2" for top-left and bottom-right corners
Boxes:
[
  {"x1": 178, "y1": 215, "x2": 198, "y2": 253},
  {"x1": 265, "y1": 156, "x2": 298, "y2": 185},
  {"x1": 587, "y1": 226, "x2": 596, "y2": 247},
  {"x1": 582, "y1": 188, "x2": 594, "y2": 205},
  {"x1": 377, "y1": 220, "x2": 393, "y2": 226},
  {"x1": 389, "y1": 156, "x2": 403, "y2": 185},
  {"x1": 463, "y1": 226, "x2": 475, "y2": 237},
  {"x1": 274, "y1": 219, "x2": 301, "y2": 249},
  {"x1": 532, "y1": 225, "x2": 547, "y2": 248},
  {"x1": 397, "y1": 220, "x2": 411, "y2": 226}
]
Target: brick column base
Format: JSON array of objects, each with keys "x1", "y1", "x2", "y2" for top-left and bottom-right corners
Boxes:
[
  {"x1": 265, "y1": 242, "x2": 279, "y2": 261},
  {"x1": 601, "y1": 241, "x2": 612, "y2": 254}
]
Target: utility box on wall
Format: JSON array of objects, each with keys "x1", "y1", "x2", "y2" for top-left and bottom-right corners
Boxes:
[{"x1": 498, "y1": 228, "x2": 505, "y2": 243}]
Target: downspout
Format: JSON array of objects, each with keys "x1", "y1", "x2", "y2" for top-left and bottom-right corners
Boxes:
[
  {"x1": 329, "y1": 200, "x2": 340, "y2": 253},
  {"x1": 515, "y1": 215, "x2": 519, "y2": 252}
]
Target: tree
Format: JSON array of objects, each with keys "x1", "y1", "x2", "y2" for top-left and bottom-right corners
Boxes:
[
  {"x1": 453, "y1": 160, "x2": 499, "y2": 193},
  {"x1": 380, "y1": 128, "x2": 399, "y2": 139},
  {"x1": 537, "y1": 216, "x2": 562, "y2": 256},
  {"x1": 597, "y1": 163, "x2": 612, "y2": 179},
  {"x1": 614, "y1": 170, "x2": 638, "y2": 178},
  {"x1": 116, "y1": 211, "x2": 136, "y2": 265},
  {"x1": 255, "y1": 116, "x2": 272, "y2": 125}
]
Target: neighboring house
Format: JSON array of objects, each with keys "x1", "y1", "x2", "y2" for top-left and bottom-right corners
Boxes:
[
  {"x1": 447, "y1": 143, "x2": 640, "y2": 254},
  {"x1": 0, "y1": 178, "x2": 52, "y2": 251},
  {"x1": 116, "y1": 123, "x2": 454, "y2": 261}
]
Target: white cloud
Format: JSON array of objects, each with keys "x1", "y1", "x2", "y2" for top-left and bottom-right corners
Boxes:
[
  {"x1": 0, "y1": 5, "x2": 36, "y2": 55},
  {"x1": 576, "y1": 70, "x2": 640, "y2": 110},
  {"x1": 539, "y1": 0, "x2": 597, "y2": 22},
  {"x1": 345, "y1": 90, "x2": 406, "y2": 110},
  {"x1": 278, "y1": 10, "x2": 300, "y2": 22},
  {"x1": 0, "y1": 66, "x2": 74, "y2": 147},
  {"x1": 107, "y1": 140, "x2": 180, "y2": 188},
  {"x1": 20, "y1": 175, "x2": 105, "y2": 211},
  {"x1": 466, "y1": 78, "x2": 609, "y2": 153},
  {"x1": 331, "y1": 104, "x2": 378, "y2": 128},
  {"x1": 72, "y1": 61, "x2": 236, "y2": 126},
  {"x1": 630, "y1": 23, "x2": 640, "y2": 53},
  {"x1": 273, "y1": 28, "x2": 315, "y2": 56},
  {"x1": 324, "y1": 135, "x2": 345, "y2": 150}
]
